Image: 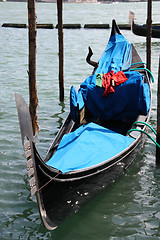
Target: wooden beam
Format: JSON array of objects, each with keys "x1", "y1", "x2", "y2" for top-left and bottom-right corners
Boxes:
[
  {"x1": 156, "y1": 57, "x2": 160, "y2": 165},
  {"x1": 146, "y1": 0, "x2": 152, "y2": 72},
  {"x1": 57, "y1": 0, "x2": 64, "y2": 102},
  {"x1": 28, "y1": 0, "x2": 39, "y2": 135}
]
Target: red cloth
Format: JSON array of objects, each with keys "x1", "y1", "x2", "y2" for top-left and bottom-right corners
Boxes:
[{"x1": 102, "y1": 71, "x2": 128, "y2": 97}]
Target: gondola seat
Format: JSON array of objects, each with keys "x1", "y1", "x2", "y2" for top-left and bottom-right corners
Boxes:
[
  {"x1": 70, "y1": 33, "x2": 150, "y2": 125},
  {"x1": 46, "y1": 122, "x2": 134, "y2": 173},
  {"x1": 70, "y1": 70, "x2": 150, "y2": 124}
]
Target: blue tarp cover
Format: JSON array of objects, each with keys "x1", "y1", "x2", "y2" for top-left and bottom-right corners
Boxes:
[
  {"x1": 47, "y1": 123, "x2": 134, "y2": 173},
  {"x1": 70, "y1": 33, "x2": 132, "y2": 120},
  {"x1": 70, "y1": 33, "x2": 150, "y2": 122},
  {"x1": 94, "y1": 33, "x2": 132, "y2": 74},
  {"x1": 80, "y1": 71, "x2": 150, "y2": 122}
]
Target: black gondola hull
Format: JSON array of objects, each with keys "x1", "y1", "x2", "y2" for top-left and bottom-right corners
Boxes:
[
  {"x1": 36, "y1": 136, "x2": 144, "y2": 228},
  {"x1": 15, "y1": 19, "x2": 152, "y2": 230},
  {"x1": 132, "y1": 22, "x2": 160, "y2": 38}
]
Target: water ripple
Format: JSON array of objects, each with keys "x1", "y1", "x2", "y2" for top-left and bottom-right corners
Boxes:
[{"x1": 1, "y1": 2, "x2": 160, "y2": 239}]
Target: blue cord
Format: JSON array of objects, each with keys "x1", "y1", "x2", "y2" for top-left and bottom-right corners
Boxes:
[
  {"x1": 130, "y1": 67, "x2": 154, "y2": 83},
  {"x1": 131, "y1": 121, "x2": 157, "y2": 136},
  {"x1": 127, "y1": 129, "x2": 160, "y2": 148},
  {"x1": 131, "y1": 62, "x2": 146, "y2": 66},
  {"x1": 127, "y1": 121, "x2": 160, "y2": 148}
]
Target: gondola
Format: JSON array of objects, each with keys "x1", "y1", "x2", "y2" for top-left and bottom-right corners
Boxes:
[
  {"x1": 129, "y1": 11, "x2": 160, "y2": 38},
  {"x1": 15, "y1": 20, "x2": 152, "y2": 230}
]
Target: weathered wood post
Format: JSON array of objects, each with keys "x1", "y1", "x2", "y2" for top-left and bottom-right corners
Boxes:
[
  {"x1": 28, "y1": 0, "x2": 39, "y2": 135},
  {"x1": 57, "y1": 0, "x2": 64, "y2": 102},
  {"x1": 146, "y1": 0, "x2": 152, "y2": 72},
  {"x1": 156, "y1": 57, "x2": 160, "y2": 165}
]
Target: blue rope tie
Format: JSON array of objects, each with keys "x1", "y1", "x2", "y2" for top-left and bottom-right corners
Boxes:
[
  {"x1": 127, "y1": 121, "x2": 160, "y2": 148},
  {"x1": 131, "y1": 62, "x2": 146, "y2": 66},
  {"x1": 131, "y1": 121, "x2": 157, "y2": 136},
  {"x1": 130, "y1": 67, "x2": 154, "y2": 83}
]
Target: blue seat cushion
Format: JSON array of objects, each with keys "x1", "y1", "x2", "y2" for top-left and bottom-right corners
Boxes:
[{"x1": 47, "y1": 123, "x2": 134, "y2": 173}]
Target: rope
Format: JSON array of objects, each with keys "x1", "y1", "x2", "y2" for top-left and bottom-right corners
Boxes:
[
  {"x1": 127, "y1": 129, "x2": 160, "y2": 148},
  {"x1": 129, "y1": 67, "x2": 154, "y2": 83},
  {"x1": 131, "y1": 62, "x2": 146, "y2": 66},
  {"x1": 127, "y1": 121, "x2": 160, "y2": 148},
  {"x1": 38, "y1": 172, "x2": 62, "y2": 192},
  {"x1": 131, "y1": 121, "x2": 157, "y2": 136}
]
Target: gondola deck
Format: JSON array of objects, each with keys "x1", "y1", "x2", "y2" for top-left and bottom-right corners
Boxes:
[{"x1": 15, "y1": 20, "x2": 152, "y2": 230}]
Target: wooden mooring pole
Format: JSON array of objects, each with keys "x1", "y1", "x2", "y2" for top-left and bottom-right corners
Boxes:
[
  {"x1": 146, "y1": 0, "x2": 152, "y2": 72},
  {"x1": 57, "y1": 0, "x2": 64, "y2": 102},
  {"x1": 156, "y1": 57, "x2": 160, "y2": 165},
  {"x1": 28, "y1": 0, "x2": 39, "y2": 135}
]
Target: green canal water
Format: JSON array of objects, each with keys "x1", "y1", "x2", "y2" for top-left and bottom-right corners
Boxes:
[{"x1": 0, "y1": 2, "x2": 160, "y2": 239}]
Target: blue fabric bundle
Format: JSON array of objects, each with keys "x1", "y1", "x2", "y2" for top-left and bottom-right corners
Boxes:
[
  {"x1": 94, "y1": 33, "x2": 132, "y2": 74},
  {"x1": 70, "y1": 86, "x2": 84, "y2": 120},
  {"x1": 70, "y1": 33, "x2": 150, "y2": 122},
  {"x1": 80, "y1": 71, "x2": 150, "y2": 122}
]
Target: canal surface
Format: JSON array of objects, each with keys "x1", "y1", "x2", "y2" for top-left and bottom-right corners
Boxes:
[{"x1": 0, "y1": 2, "x2": 160, "y2": 239}]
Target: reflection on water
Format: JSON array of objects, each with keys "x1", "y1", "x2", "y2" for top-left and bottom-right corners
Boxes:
[{"x1": 0, "y1": 2, "x2": 160, "y2": 239}]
